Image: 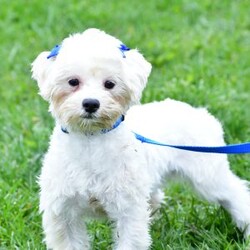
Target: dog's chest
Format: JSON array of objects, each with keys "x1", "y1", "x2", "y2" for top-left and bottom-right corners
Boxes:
[{"x1": 59, "y1": 132, "x2": 139, "y2": 192}]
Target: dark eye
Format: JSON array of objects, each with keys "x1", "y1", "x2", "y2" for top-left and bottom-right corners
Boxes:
[
  {"x1": 104, "y1": 80, "x2": 115, "y2": 89},
  {"x1": 68, "y1": 78, "x2": 80, "y2": 87}
]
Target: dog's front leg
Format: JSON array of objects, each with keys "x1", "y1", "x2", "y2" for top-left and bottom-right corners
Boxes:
[
  {"x1": 109, "y1": 199, "x2": 152, "y2": 250},
  {"x1": 42, "y1": 199, "x2": 90, "y2": 250}
]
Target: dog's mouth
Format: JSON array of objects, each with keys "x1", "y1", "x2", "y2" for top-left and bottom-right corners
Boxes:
[
  {"x1": 80, "y1": 109, "x2": 101, "y2": 120},
  {"x1": 81, "y1": 114, "x2": 95, "y2": 119}
]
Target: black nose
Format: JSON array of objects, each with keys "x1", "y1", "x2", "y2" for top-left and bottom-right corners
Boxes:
[{"x1": 82, "y1": 99, "x2": 100, "y2": 113}]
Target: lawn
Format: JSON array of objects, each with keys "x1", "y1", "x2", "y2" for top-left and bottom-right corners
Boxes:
[{"x1": 0, "y1": 0, "x2": 250, "y2": 249}]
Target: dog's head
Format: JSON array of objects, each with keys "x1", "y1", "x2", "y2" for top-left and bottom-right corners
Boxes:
[{"x1": 32, "y1": 28, "x2": 151, "y2": 132}]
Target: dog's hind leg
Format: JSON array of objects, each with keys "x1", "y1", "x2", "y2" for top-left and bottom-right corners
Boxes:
[
  {"x1": 180, "y1": 154, "x2": 250, "y2": 237},
  {"x1": 215, "y1": 171, "x2": 250, "y2": 237}
]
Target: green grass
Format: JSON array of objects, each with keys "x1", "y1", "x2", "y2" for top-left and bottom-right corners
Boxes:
[{"x1": 0, "y1": 0, "x2": 250, "y2": 249}]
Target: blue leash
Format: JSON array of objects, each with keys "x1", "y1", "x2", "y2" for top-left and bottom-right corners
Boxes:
[{"x1": 134, "y1": 133, "x2": 250, "y2": 154}]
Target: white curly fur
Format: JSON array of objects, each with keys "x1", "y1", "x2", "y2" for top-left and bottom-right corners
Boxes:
[{"x1": 32, "y1": 28, "x2": 250, "y2": 250}]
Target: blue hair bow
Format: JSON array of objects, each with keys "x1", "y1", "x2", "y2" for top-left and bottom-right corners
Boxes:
[
  {"x1": 119, "y1": 44, "x2": 130, "y2": 58},
  {"x1": 47, "y1": 45, "x2": 61, "y2": 59}
]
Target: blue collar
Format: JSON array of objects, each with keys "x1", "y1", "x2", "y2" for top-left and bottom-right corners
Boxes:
[{"x1": 61, "y1": 115, "x2": 124, "y2": 135}]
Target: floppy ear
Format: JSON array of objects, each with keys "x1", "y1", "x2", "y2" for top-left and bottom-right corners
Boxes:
[
  {"x1": 123, "y1": 49, "x2": 152, "y2": 104},
  {"x1": 31, "y1": 51, "x2": 54, "y2": 101}
]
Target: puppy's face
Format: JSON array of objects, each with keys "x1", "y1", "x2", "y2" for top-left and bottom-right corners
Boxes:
[{"x1": 32, "y1": 29, "x2": 151, "y2": 133}]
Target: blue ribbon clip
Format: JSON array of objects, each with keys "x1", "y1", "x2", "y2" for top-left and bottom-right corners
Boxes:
[
  {"x1": 47, "y1": 45, "x2": 61, "y2": 59},
  {"x1": 119, "y1": 44, "x2": 130, "y2": 58}
]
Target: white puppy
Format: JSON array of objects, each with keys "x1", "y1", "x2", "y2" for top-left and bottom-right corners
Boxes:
[{"x1": 32, "y1": 28, "x2": 250, "y2": 250}]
